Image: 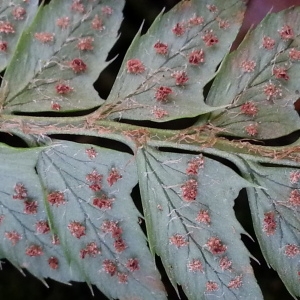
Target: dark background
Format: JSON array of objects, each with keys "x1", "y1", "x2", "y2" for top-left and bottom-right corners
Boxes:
[{"x1": 1, "y1": 0, "x2": 300, "y2": 299}]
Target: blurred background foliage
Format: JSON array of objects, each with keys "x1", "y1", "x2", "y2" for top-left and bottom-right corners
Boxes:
[{"x1": 1, "y1": 0, "x2": 300, "y2": 299}]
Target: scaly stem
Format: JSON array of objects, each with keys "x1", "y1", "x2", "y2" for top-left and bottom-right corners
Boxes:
[{"x1": 1, "y1": 113, "x2": 300, "y2": 164}]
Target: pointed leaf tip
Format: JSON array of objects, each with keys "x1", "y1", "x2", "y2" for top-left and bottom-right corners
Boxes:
[
  {"x1": 105, "y1": 0, "x2": 246, "y2": 122},
  {"x1": 207, "y1": 7, "x2": 300, "y2": 139},
  {"x1": 1, "y1": 0, "x2": 124, "y2": 114}
]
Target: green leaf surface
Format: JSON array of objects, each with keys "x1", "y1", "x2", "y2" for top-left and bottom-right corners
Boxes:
[
  {"x1": 137, "y1": 147, "x2": 263, "y2": 300},
  {"x1": 206, "y1": 7, "x2": 300, "y2": 139},
  {"x1": 1, "y1": 0, "x2": 124, "y2": 113},
  {"x1": 240, "y1": 158, "x2": 300, "y2": 298},
  {"x1": 104, "y1": 0, "x2": 245, "y2": 122},
  {"x1": 0, "y1": 0, "x2": 39, "y2": 72},
  {"x1": 1, "y1": 0, "x2": 300, "y2": 299},
  {"x1": 0, "y1": 141, "x2": 166, "y2": 300},
  {"x1": 0, "y1": 144, "x2": 80, "y2": 284}
]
